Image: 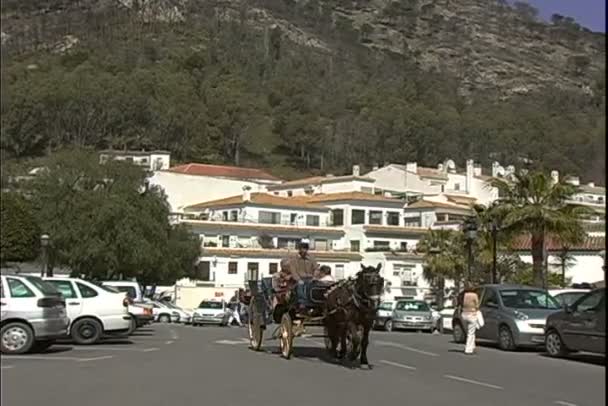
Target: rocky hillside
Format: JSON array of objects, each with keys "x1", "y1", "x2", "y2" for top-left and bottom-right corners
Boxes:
[{"x1": 1, "y1": 0, "x2": 605, "y2": 96}]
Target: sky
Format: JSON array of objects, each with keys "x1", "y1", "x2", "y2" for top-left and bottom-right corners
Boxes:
[{"x1": 516, "y1": 0, "x2": 606, "y2": 32}]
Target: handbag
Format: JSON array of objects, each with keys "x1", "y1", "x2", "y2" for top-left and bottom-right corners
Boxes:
[{"x1": 476, "y1": 311, "x2": 485, "y2": 329}]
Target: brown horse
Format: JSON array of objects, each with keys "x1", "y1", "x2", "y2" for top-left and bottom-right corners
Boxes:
[{"x1": 324, "y1": 263, "x2": 384, "y2": 367}]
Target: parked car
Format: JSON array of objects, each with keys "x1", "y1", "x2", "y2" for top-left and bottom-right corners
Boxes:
[
  {"x1": 44, "y1": 277, "x2": 131, "y2": 344},
  {"x1": 391, "y1": 300, "x2": 434, "y2": 332},
  {"x1": 146, "y1": 299, "x2": 190, "y2": 323},
  {"x1": 549, "y1": 288, "x2": 590, "y2": 307},
  {"x1": 374, "y1": 301, "x2": 396, "y2": 331},
  {"x1": 545, "y1": 288, "x2": 606, "y2": 357},
  {"x1": 100, "y1": 281, "x2": 154, "y2": 331},
  {"x1": 161, "y1": 302, "x2": 192, "y2": 324},
  {"x1": 452, "y1": 284, "x2": 562, "y2": 350},
  {"x1": 192, "y1": 300, "x2": 228, "y2": 326},
  {"x1": 1, "y1": 274, "x2": 69, "y2": 354}
]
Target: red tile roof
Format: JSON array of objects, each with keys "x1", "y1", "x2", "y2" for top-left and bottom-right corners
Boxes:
[
  {"x1": 406, "y1": 199, "x2": 472, "y2": 210},
  {"x1": 185, "y1": 193, "x2": 326, "y2": 210},
  {"x1": 167, "y1": 163, "x2": 281, "y2": 181},
  {"x1": 511, "y1": 235, "x2": 606, "y2": 251}
]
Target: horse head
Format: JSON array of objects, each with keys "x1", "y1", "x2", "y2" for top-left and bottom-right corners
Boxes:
[{"x1": 356, "y1": 263, "x2": 385, "y2": 306}]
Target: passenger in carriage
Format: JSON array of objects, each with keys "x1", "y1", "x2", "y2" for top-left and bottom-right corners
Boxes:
[{"x1": 318, "y1": 265, "x2": 335, "y2": 284}]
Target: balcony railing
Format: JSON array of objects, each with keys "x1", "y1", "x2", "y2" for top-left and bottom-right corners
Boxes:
[{"x1": 184, "y1": 214, "x2": 333, "y2": 228}]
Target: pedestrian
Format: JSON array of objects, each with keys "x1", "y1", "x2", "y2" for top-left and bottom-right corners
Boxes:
[
  {"x1": 318, "y1": 265, "x2": 335, "y2": 283},
  {"x1": 226, "y1": 302, "x2": 243, "y2": 327},
  {"x1": 459, "y1": 284, "x2": 480, "y2": 355}
]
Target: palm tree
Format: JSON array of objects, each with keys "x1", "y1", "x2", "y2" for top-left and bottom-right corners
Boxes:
[
  {"x1": 417, "y1": 229, "x2": 466, "y2": 306},
  {"x1": 488, "y1": 171, "x2": 588, "y2": 287},
  {"x1": 550, "y1": 246, "x2": 577, "y2": 287}
]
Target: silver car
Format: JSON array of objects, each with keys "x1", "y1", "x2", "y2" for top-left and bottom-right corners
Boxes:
[
  {"x1": 391, "y1": 300, "x2": 434, "y2": 332},
  {"x1": 1, "y1": 274, "x2": 69, "y2": 354},
  {"x1": 452, "y1": 284, "x2": 561, "y2": 350}
]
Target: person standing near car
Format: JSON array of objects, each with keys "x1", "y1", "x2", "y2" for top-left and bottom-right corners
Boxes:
[{"x1": 460, "y1": 285, "x2": 480, "y2": 355}]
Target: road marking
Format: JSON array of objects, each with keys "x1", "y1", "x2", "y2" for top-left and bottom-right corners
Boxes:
[
  {"x1": 379, "y1": 360, "x2": 416, "y2": 370},
  {"x1": 301, "y1": 337, "x2": 325, "y2": 347},
  {"x1": 142, "y1": 347, "x2": 160, "y2": 352},
  {"x1": 165, "y1": 340, "x2": 174, "y2": 345},
  {"x1": 443, "y1": 375, "x2": 503, "y2": 390},
  {"x1": 169, "y1": 328, "x2": 179, "y2": 340},
  {"x1": 77, "y1": 356, "x2": 114, "y2": 362},
  {"x1": 554, "y1": 401, "x2": 578, "y2": 406},
  {"x1": 71, "y1": 347, "x2": 155, "y2": 352},
  {"x1": 375, "y1": 340, "x2": 439, "y2": 357},
  {"x1": 215, "y1": 339, "x2": 248, "y2": 345},
  {"x1": 3, "y1": 356, "x2": 83, "y2": 361},
  {"x1": 1, "y1": 365, "x2": 15, "y2": 369}
]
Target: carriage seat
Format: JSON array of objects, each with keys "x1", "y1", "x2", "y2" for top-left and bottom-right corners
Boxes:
[{"x1": 295, "y1": 278, "x2": 332, "y2": 308}]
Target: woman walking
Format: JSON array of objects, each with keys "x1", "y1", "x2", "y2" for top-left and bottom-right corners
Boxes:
[{"x1": 460, "y1": 285, "x2": 480, "y2": 355}]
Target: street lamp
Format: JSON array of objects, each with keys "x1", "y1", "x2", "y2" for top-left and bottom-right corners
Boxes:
[
  {"x1": 463, "y1": 218, "x2": 478, "y2": 283},
  {"x1": 491, "y1": 222, "x2": 498, "y2": 284},
  {"x1": 40, "y1": 234, "x2": 50, "y2": 277}
]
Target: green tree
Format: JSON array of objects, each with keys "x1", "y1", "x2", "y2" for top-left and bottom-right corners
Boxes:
[
  {"x1": 488, "y1": 171, "x2": 588, "y2": 287},
  {"x1": 0, "y1": 191, "x2": 40, "y2": 265}
]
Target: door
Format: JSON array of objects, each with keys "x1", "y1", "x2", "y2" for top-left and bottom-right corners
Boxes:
[
  {"x1": 4, "y1": 277, "x2": 41, "y2": 319},
  {"x1": 0, "y1": 277, "x2": 7, "y2": 319},
  {"x1": 47, "y1": 280, "x2": 82, "y2": 323},
  {"x1": 563, "y1": 289, "x2": 604, "y2": 352},
  {"x1": 479, "y1": 288, "x2": 500, "y2": 340}
]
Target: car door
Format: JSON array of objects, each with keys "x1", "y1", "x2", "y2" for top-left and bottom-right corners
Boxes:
[
  {"x1": 75, "y1": 281, "x2": 102, "y2": 318},
  {"x1": 47, "y1": 280, "x2": 82, "y2": 323},
  {"x1": 563, "y1": 289, "x2": 604, "y2": 352},
  {"x1": 0, "y1": 277, "x2": 7, "y2": 320},
  {"x1": 4, "y1": 277, "x2": 41, "y2": 320},
  {"x1": 479, "y1": 288, "x2": 500, "y2": 340}
]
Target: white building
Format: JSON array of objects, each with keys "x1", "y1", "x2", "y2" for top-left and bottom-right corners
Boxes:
[
  {"x1": 149, "y1": 163, "x2": 282, "y2": 213},
  {"x1": 99, "y1": 150, "x2": 171, "y2": 171}
]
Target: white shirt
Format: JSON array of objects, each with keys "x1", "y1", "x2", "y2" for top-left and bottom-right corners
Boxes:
[{"x1": 319, "y1": 275, "x2": 335, "y2": 282}]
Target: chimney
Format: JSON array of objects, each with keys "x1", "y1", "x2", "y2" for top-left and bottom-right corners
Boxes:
[
  {"x1": 551, "y1": 170, "x2": 559, "y2": 185},
  {"x1": 242, "y1": 186, "x2": 252, "y2": 202},
  {"x1": 437, "y1": 163, "x2": 444, "y2": 172},
  {"x1": 587, "y1": 182, "x2": 595, "y2": 188},
  {"x1": 473, "y1": 164, "x2": 482, "y2": 177},
  {"x1": 352, "y1": 165, "x2": 360, "y2": 176},
  {"x1": 465, "y1": 159, "x2": 474, "y2": 193},
  {"x1": 406, "y1": 162, "x2": 417, "y2": 173},
  {"x1": 565, "y1": 176, "x2": 580, "y2": 186}
]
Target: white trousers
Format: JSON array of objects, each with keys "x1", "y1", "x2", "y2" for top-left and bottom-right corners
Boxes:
[
  {"x1": 462, "y1": 312, "x2": 478, "y2": 354},
  {"x1": 228, "y1": 310, "x2": 242, "y2": 326}
]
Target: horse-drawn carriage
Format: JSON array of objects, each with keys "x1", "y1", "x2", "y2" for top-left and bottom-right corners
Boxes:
[{"x1": 240, "y1": 264, "x2": 385, "y2": 366}]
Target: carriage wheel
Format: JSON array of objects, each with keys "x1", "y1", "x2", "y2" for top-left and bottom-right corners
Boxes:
[
  {"x1": 248, "y1": 298, "x2": 263, "y2": 351},
  {"x1": 279, "y1": 313, "x2": 294, "y2": 359}
]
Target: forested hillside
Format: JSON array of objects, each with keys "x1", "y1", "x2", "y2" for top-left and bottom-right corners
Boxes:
[{"x1": 1, "y1": 0, "x2": 605, "y2": 182}]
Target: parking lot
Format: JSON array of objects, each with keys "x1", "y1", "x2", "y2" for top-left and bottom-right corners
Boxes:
[{"x1": 1, "y1": 323, "x2": 605, "y2": 406}]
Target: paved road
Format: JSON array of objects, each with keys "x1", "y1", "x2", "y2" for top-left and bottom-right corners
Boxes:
[{"x1": 1, "y1": 324, "x2": 604, "y2": 406}]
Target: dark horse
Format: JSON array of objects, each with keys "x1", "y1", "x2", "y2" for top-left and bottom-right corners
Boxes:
[{"x1": 324, "y1": 263, "x2": 384, "y2": 368}]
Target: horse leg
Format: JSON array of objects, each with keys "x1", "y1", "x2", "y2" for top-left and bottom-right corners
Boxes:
[
  {"x1": 360, "y1": 323, "x2": 371, "y2": 367},
  {"x1": 327, "y1": 320, "x2": 339, "y2": 359},
  {"x1": 338, "y1": 324, "x2": 347, "y2": 359},
  {"x1": 348, "y1": 323, "x2": 361, "y2": 362}
]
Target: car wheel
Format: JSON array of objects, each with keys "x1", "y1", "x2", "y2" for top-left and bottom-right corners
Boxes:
[
  {"x1": 545, "y1": 329, "x2": 569, "y2": 358},
  {"x1": 0, "y1": 322, "x2": 35, "y2": 354},
  {"x1": 384, "y1": 320, "x2": 393, "y2": 332},
  {"x1": 158, "y1": 314, "x2": 171, "y2": 323},
  {"x1": 498, "y1": 325, "x2": 516, "y2": 351},
  {"x1": 452, "y1": 321, "x2": 465, "y2": 343},
  {"x1": 32, "y1": 340, "x2": 55, "y2": 353},
  {"x1": 127, "y1": 315, "x2": 137, "y2": 335},
  {"x1": 71, "y1": 318, "x2": 103, "y2": 345}
]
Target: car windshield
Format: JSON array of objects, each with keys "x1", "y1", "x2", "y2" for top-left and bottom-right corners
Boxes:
[
  {"x1": 25, "y1": 276, "x2": 61, "y2": 296},
  {"x1": 553, "y1": 292, "x2": 587, "y2": 307},
  {"x1": 500, "y1": 289, "x2": 560, "y2": 309},
  {"x1": 199, "y1": 301, "x2": 223, "y2": 309},
  {"x1": 378, "y1": 302, "x2": 393, "y2": 311},
  {"x1": 395, "y1": 301, "x2": 429, "y2": 311}
]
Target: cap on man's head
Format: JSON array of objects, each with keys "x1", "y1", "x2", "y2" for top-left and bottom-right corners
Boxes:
[{"x1": 299, "y1": 238, "x2": 311, "y2": 249}]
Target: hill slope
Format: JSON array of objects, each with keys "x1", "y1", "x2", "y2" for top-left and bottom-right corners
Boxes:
[{"x1": 0, "y1": 0, "x2": 605, "y2": 182}]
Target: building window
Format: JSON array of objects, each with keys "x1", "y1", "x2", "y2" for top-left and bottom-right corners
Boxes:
[
  {"x1": 222, "y1": 211, "x2": 229, "y2": 221},
  {"x1": 314, "y1": 239, "x2": 328, "y2": 251},
  {"x1": 259, "y1": 211, "x2": 280, "y2": 224},
  {"x1": 306, "y1": 215, "x2": 320, "y2": 226},
  {"x1": 454, "y1": 183, "x2": 460, "y2": 191},
  {"x1": 351, "y1": 209, "x2": 365, "y2": 225},
  {"x1": 404, "y1": 217, "x2": 421, "y2": 227},
  {"x1": 373, "y1": 241, "x2": 390, "y2": 250},
  {"x1": 387, "y1": 211, "x2": 400, "y2": 226},
  {"x1": 228, "y1": 262, "x2": 238, "y2": 275},
  {"x1": 334, "y1": 264, "x2": 345, "y2": 280},
  {"x1": 441, "y1": 185, "x2": 445, "y2": 193},
  {"x1": 331, "y1": 209, "x2": 344, "y2": 226},
  {"x1": 400, "y1": 242, "x2": 408, "y2": 252},
  {"x1": 277, "y1": 238, "x2": 298, "y2": 249},
  {"x1": 290, "y1": 213, "x2": 297, "y2": 224},
  {"x1": 361, "y1": 187, "x2": 374, "y2": 194},
  {"x1": 230, "y1": 210, "x2": 238, "y2": 222},
  {"x1": 196, "y1": 262, "x2": 211, "y2": 281},
  {"x1": 221, "y1": 235, "x2": 230, "y2": 247},
  {"x1": 247, "y1": 263, "x2": 259, "y2": 281},
  {"x1": 369, "y1": 211, "x2": 383, "y2": 225},
  {"x1": 350, "y1": 240, "x2": 360, "y2": 252},
  {"x1": 287, "y1": 191, "x2": 293, "y2": 197},
  {"x1": 269, "y1": 263, "x2": 278, "y2": 274}
]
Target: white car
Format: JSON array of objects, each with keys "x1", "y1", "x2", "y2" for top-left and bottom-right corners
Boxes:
[
  {"x1": 1, "y1": 274, "x2": 69, "y2": 354},
  {"x1": 146, "y1": 300, "x2": 190, "y2": 323},
  {"x1": 162, "y1": 302, "x2": 193, "y2": 324},
  {"x1": 44, "y1": 277, "x2": 131, "y2": 344},
  {"x1": 100, "y1": 281, "x2": 154, "y2": 331},
  {"x1": 192, "y1": 300, "x2": 228, "y2": 326}
]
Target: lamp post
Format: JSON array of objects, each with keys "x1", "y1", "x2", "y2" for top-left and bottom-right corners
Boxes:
[
  {"x1": 40, "y1": 234, "x2": 50, "y2": 277},
  {"x1": 491, "y1": 222, "x2": 498, "y2": 284},
  {"x1": 463, "y1": 219, "x2": 478, "y2": 283}
]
